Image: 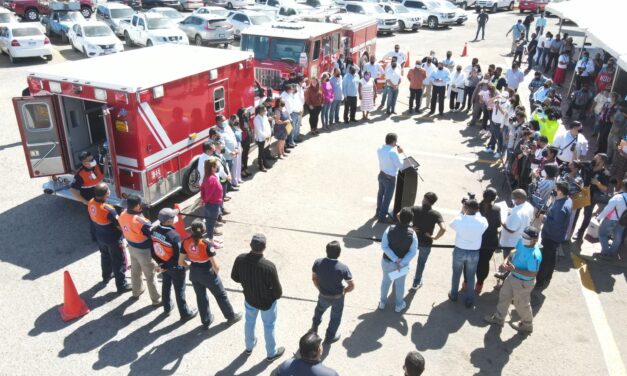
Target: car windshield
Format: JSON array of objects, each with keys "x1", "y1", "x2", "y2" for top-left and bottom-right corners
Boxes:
[
  {"x1": 365, "y1": 4, "x2": 385, "y2": 13},
  {"x1": 84, "y1": 25, "x2": 114, "y2": 37},
  {"x1": 147, "y1": 17, "x2": 175, "y2": 29},
  {"x1": 160, "y1": 9, "x2": 182, "y2": 19},
  {"x1": 110, "y1": 8, "x2": 134, "y2": 19},
  {"x1": 58, "y1": 12, "x2": 85, "y2": 22},
  {"x1": 441, "y1": 1, "x2": 456, "y2": 8},
  {"x1": 427, "y1": 1, "x2": 440, "y2": 8},
  {"x1": 210, "y1": 9, "x2": 230, "y2": 17},
  {"x1": 0, "y1": 13, "x2": 17, "y2": 23},
  {"x1": 393, "y1": 4, "x2": 410, "y2": 13},
  {"x1": 249, "y1": 14, "x2": 271, "y2": 24},
  {"x1": 270, "y1": 37, "x2": 305, "y2": 62},
  {"x1": 241, "y1": 34, "x2": 270, "y2": 59},
  {"x1": 12, "y1": 27, "x2": 42, "y2": 37}
]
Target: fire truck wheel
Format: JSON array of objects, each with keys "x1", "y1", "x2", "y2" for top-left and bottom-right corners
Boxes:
[
  {"x1": 182, "y1": 163, "x2": 201, "y2": 195},
  {"x1": 194, "y1": 35, "x2": 203, "y2": 46},
  {"x1": 398, "y1": 21, "x2": 405, "y2": 31}
]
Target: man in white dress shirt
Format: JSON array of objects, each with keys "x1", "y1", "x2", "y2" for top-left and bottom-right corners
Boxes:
[{"x1": 553, "y1": 121, "x2": 588, "y2": 164}]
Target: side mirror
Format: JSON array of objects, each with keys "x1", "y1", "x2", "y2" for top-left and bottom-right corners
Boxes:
[{"x1": 104, "y1": 14, "x2": 110, "y2": 19}]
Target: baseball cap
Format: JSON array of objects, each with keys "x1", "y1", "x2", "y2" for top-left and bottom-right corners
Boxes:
[
  {"x1": 250, "y1": 233, "x2": 267, "y2": 252},
  {"x1": 522, "y1": 226, "x2": 539, "y2": 239},
  {"x1": 158, "y1": 208, "x2": 179, "y2": 223}
]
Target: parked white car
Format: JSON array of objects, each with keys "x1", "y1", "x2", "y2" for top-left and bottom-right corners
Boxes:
[
  {"x1": 475, "y1": 0, "x2": 514, "y2": 12},
  {"x1": 379, "y1": 2, "x2": 422, "y2": 31},
  {"x1": 450, "y1": 0, "x2": 476, "y2": 9},
  {"x1": 120, "y1": 13, "x2": 189, "y2": 47},
  {"x1": 69, "y1": 21, "x2": 124, "y2": 57},
  {"x1": 0, "y1": 7, "x2": 20, "y2": 27},
  {"x1": 204, "y1": 0, "x2": 253, "y2": 9},
  {"x1": 227, "y1": 10, "x2": 272, "y2": 38},
  {"x1": 193, "y1": 5, "x2": 231, "y2": 17},
  {"x1": 400, "y1": 0, "x2": 456, "y2": 29},
  {"x1": 276, "y1": 3, "x2": 316, "y2": 20},
  {"x1": 147, "y1": 7, "x2": 186, "y2": 23},
  {"x1": 0, "y1": 24, "x2": 52, "y2": 63},
  {"x1": 95, "y1": 3, "x2": 134, "y2": 37},
  {"x1": 344, "y1": 1, "x2": 398, "y2": 34},
  {"x1": 436, "y1": 0, "x2": 467, "y2": 25}
]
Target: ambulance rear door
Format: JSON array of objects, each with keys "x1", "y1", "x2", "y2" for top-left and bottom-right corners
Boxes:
[{"x1": 13, "y1": 95, "x2": 70, "y2": 178}]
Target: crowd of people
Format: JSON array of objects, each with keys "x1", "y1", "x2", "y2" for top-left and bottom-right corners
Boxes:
[{"x1": 64, "y1": 10, "x2": 627, "y2": 374}]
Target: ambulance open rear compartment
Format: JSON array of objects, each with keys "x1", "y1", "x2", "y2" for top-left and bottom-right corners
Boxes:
[{"x1": 13, "y1": 44, "x2": 257, "y2": 207}]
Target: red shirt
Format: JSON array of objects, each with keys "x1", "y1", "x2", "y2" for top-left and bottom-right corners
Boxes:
[
  {"x1": 200, "y1": 174, "x2": 223, "y2": 205},
  {"x1": 595, "y1": 70, "x2": 613, "y2": 92}
]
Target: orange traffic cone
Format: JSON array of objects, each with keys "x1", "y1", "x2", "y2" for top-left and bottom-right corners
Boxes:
[
  {"x1": 58, "y1": 271, "x2": 90, "y2": 322},
  {"x1": 404, "y1": 51, "x2": 411, "y2": 68},
  {"x1": 173, "y1": 203, "x2": 189, "y2": 239},
  {"x1": 461, "y1": 43, "x2": 468, "y2": 57}
]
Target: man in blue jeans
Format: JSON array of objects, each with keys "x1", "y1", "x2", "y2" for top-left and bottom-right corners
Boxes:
[
  {"x1": 379, "y1": 208, "x2": 418, "y2": 313},
  {"x1": 594, "y1": 179, "x2": 627, "y2": 260},
  {"x1": 410, "y1": 192, "x2": 446, "y2": 290},
  {"x1": 231, "y1": 234, "x2": 285, "y2": 363},
  {"x1": 376, "y1": 133, "x2": 404, "y2": 224},
  {"x1": 449, "y1": 199, "x2": 488, "y2": 308},
  {"x1": 311, "y1": 241, "x2": 354, "y2": 343}
]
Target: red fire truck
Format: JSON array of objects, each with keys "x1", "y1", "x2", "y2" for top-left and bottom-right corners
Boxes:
[
  {"x1": 13, "y1": 44, "x2": 261, "y2": 207},
  {"x1": 241, "y1": 17, "x2": 377, "y2": 89}
]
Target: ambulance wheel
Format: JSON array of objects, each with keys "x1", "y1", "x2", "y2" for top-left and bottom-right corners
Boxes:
[
  {"x1": 194, "y1": 34, "x2": 203, "y2": 46},
  {"x1": 182, "y1": 163, "x2": 200, "y2": 195}
]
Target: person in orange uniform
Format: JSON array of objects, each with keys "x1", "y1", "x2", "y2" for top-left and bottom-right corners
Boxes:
[
  {"x1": 71, "y1": 151, "x2": 106, "y2": 240},
  {"x1": 88, "y1": 183, "x2": 131, "y2": 293},
  {"x1": 151, "y1": 208, "x2": 197, "y2": 321},
  {"x1": 179, "y1": 220, "x2": 242, "y2": 329},
  {"x1": 119, "y1": 194, "x2": 161, "y2": 305}
]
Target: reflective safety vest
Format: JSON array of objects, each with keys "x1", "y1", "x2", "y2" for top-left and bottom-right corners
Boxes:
[
  {"x1": 118, "y1": 210, "x2": 150, "y2": 245},
  {"x1": 182, "y1": 238, "x2": 213, "y2": 264},
  {"x1": 88, "y1": 199, "x2": 114, "y2": 225},
  {"x1": 78, "y1": 165, "x2": 104, "y2": 188},
  {"x1": 151, "y1": 234, "x2": 175, "y2": 262}
]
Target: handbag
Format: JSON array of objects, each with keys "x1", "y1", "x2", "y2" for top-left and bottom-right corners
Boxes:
[
  {"x1": 285, "y1": 120, "x2": 293, "y2": 135},
  {"x1": 571, "y1": 186, "x2": 591, "y2": 210}
]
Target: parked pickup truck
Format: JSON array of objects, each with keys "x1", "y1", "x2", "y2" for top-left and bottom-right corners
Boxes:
[
  {"x1": 5, "y1": 0, "x2": 97, "y2": 21},
  {"x1": 39, "y1": 1, "x2": 85, "y2": 42},
  {"x1": 474, "y1": 0, "x2": 514, "y2": 12},
  {"x1": 119, "y1": 13, "x2": 188, "y2": 47}
]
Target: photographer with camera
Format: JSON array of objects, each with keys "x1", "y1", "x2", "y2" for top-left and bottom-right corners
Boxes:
[
  {"x1": 471, "y1": 188, "x2": 501, "y2": 294},
  {"x1": 574, "y1": 153, "x2": 611, "y2": 240},
  {"x1": 536, "y1": 181, "x2": 572, "y2": 290},
  {"x1": 449, "y1": 197, "x2": 488, "y2": 308},
  {"x1": 529, "y1": 135, "x2": 549, "y2": 172},
  {"x1": 553, "y1": 121, "x2": 588, "y2": 164}
]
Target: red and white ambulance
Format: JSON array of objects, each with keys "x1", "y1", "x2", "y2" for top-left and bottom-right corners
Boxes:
[
  {"x1": 13, "y1": 44, "x2": 261, "y2": 206},
  {"x1": 241, "y1": 16, "x2": 377, "y2": 89}
]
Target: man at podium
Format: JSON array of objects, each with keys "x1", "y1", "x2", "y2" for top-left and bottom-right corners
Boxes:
[{"x1": 376, "y1": 133, "x2": 404, "y2": 224}]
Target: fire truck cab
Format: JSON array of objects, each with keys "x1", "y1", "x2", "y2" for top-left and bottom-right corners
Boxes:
[{"x1": 13, "y1": 44, "x2": 258, "y2": 207}]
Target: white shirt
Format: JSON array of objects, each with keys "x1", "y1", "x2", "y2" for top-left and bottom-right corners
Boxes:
[
  {"x1": 383, "y1": 50, "x2": 406, "y2": 66},
  {"x1": 294, "y1": 85, "x2": 305, "y2": 110},
  {"x1": 597, "y1": 193, "x2": 627, "y2": 221},
  {"x1": 553, "y1": 131, "x2": 589, "y2": 163},
  {"x1": 385, "y1": 65, "x2": 402, "y2": 86},
  {"x1": 499, "y1": 202, "x2": 535, "y2": 247},
  {"x1": 538, "y1": 35, "x2": 548, "y2": 48},
  {"x1": 450, "y1": 71, "x2": 466, "y2": 89},
  {"x1": 575, "y1": 59, "x2": 595, "y2": 77},
  {"x1": 280, "y1": 91, "x2": 295, "y2": 114},
  {"x1": 491, "y1": 98, "x2": 510, "y2": 125},
  {"x1": 422, "y1": 63, "x2": 436, "y2": 84},
  {"x1": 505, "y1": 68, "x2": 525, "y2": 90},
  {"x1": 253, "y1": 114, "x2": 271, "y2": 142},
  {"x1": 197, "y1": 153, "x2": 227, "y2": 183},
  {"x1": 363, "y1": 62, "x2": 384, "y2": 80},
  {"x1": 377, "y1": 144, "x2": 403, "y2": 176},
  {"x1": 450, "y1": 213, "x2": 489, "y2": 250},
  {"x1": 593, "y1": 92, "x2": 610, "y2": 114},
  {"x1": 557, "y1": 54, "x2": 569, "y2": 69}
]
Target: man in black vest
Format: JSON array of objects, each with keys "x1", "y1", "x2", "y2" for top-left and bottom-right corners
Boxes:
[{"x1": 379, "y1": 208, "x2": 418, "y2": 313}]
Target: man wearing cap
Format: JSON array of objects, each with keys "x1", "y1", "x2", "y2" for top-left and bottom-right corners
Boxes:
[
  {"x1": 231, "y1": 234, "x2": 285, "y2": 362},
  {"x1": 119, "y1": 194, "x2": 161, "y2": 305},
  {"x1": 151, "y1": 208, "x2": 197, "y2": 321},
  {"x1": 485, "y1": 226, "x2": 542, "y2": 333}
]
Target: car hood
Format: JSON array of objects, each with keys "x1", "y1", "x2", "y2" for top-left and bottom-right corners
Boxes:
[
  {"x1": 147, "y1": 27, "x2": 186, "y2": 37},
  {"x1": 83, "y1": 35, "x2": 122, "y2": 45},
  {"x1": 376, "y1": 14, "x2": 397, "y2": 21}
]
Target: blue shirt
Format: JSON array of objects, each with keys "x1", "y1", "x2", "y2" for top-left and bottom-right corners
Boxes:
[
  {"x1": 276, "y1": 358, "x2": 339, "y2": 376},
  {"x1": 377, "y1": 144, "x2": 403, "y2": 176},
  {"x1": 312, "y1": 258, "x2": 352, "y2": 297},
  {"x1": 510, "y1": 23, "x2": 525, "y2": 39},
  {"x1": 330, "y1": 75, "x2": 343, "y2": 101},
  {"x1": 429, "y1": 68, "x2": 450, "y2": 86},
  {"x1": 381, "y1": 227, "x2": 417, "y2": 268},
  {"x1": 541, "y1": 197, "x2": 572, "y2": 242},
  {"x1": 536, "y1": 17, "x2": 547, "y2": 27},
  {"x1": 341, "y1": 73, "x2": 359, "y2": 97},
  {"x1": 511, "y1": 239, "x2": 542, "y2": 281}
]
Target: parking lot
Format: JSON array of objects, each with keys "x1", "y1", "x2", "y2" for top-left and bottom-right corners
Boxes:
[{"x1": 1, "y1": 5, "x2": 627, "y2": 376}]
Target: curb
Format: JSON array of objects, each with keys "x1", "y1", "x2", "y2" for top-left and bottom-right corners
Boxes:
[{"x1": 565, "y1": 241, "x2": 627, "y2": 269}]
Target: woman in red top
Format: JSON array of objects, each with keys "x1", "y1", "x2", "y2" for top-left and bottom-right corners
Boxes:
[
  {"x1": 305, "y1": 77, "x2": 324, "y2": 135},
  {"x1": 201, "y1": 159, "x2": 223, "y2": 239}
]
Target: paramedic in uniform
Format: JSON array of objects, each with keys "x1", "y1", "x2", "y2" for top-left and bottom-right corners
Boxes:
[
  {"x1": 118, "y1": 194, "x2": 161, "y2": 305},
  {"x1": 151, "y1": 208, "x2": 198, "y2": 321},
  {"x1": 88, "y1": 183, "x2": 130, "y2": 293},
  {"x1": 71, "y1": 151, "x2": 106, "y2": 240},
  {"x1": 179, "y1": 220, "x2": 242, "y2": 329}
]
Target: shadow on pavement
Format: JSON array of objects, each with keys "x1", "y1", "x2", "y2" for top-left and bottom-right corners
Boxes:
[
  {"x1": 343, "y1": 217, "x2": 382, "y2": 249},
  {"x1": 129, "y1": 324, "x2": 229, "y2": 375},
  {"x1": 469, "y1": 324, "x2": 526, "y2": 376},
  {"x1": 29, "y1": 282, "x2": 118, "y2": 337},
  {"x1": 342, "y1": 306, "x2": 408, "y2": 358},
  {"x1": 215, "y1": 351, "x2": 274, "y2": 376},
  {"x1": 0, "y1": 196, "x2": 98, "y2": 280}
]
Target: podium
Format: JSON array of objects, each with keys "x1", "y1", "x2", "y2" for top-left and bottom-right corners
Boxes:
[{"x1": 393, "y1": 156, "x2": 420, "y2": 217}]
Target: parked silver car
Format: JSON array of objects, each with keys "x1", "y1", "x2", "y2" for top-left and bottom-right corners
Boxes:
[{"x1": 178, "y1": 13, "x2": 234, "y2": 47}]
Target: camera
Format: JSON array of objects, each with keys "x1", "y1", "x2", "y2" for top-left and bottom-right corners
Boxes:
[{"x1": 461, "y1": 192, "x2": 476, "y2": 205}]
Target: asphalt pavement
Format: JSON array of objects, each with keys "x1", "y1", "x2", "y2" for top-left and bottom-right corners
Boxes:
[{"x1": 0, "y1": 8, "x2": 626, "y2": 376}]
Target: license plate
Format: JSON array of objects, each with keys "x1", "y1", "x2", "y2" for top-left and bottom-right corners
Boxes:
[
  {"x1": 28, "y1": 41, "x2": 36, "y2": 46},
  {"x1": 219, "y1": 34, "x2": 225, "y2": 38}
]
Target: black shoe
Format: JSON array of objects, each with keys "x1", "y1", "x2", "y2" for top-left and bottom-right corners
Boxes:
[
  {"x1": 448, "y1": 292, "x2": 458, "y2": 302},
  {"x1": 325, "y1": 333, "x2": 341, "y2": 343},
  {"x1": 227, "y1": 312, "x2": 243, "y2": 325},
  {"x1": 284, "y1": 149, "x2": 291, "y2": 154},
  {"x1": 117, "y1": 285, "x2": 132, "y2": 294},
  {"x1": 181, "y1": 309, "x2": 198, "y2": 322},
  {"x1": 427, "y1": 111, "x2": 435, "y2": 116},
  {"x1": 344, "y1": 121, "x2": 349, "y2": 125},
  {"x1": 202, "y1": 314, "x2": 215, "y2": 330},
  {"x1": 228, "y1": 186, "x2": 239, "y2": 192},
  {"x1": 465, "y1": 300, "x2": 474, "y2": 309},
  {"x1": 266, "y1": 347, "x2": 285, "y2": 363},
  {"x1": 244, "y1": 338, "x2": 257, "y2": 355},
  {"x1": 259, "y1": 167, "x2": 268, "y2": 172},
  {"x1": 101, "y1": 275, "x2": 113, "y2": 286}
]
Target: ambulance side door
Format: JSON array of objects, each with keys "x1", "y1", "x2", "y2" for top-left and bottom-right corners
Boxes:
[{"x1": 13, "y1": 95, "x2": 70, "y2": 177}]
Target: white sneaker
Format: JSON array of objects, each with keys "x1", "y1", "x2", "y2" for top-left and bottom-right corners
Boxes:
[
  {"x1": 378, "y1": 302, "x2": 386, "y2": 310},
  {"x1": 484, "y1": 147, "x2": 493, "y2": 153},
  {"x1": 394, "y1": 302, "x2": 407, "y2": 313},
  {"x1": 493, "y1": 152, "x2": 501, "y2": 158}
]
